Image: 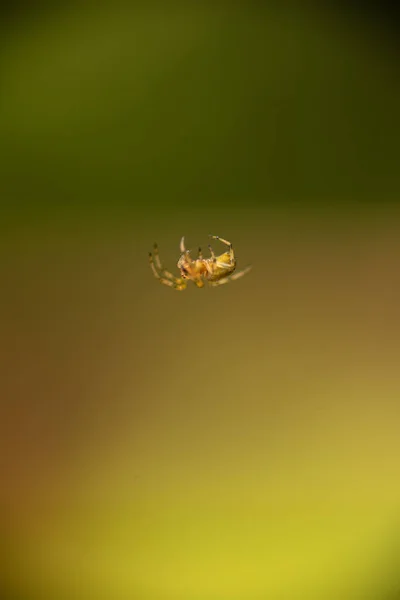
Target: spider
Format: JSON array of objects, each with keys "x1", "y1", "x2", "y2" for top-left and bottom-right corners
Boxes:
[{"x1": 149, "y1": 235, "x2": 252, "y2": 290}]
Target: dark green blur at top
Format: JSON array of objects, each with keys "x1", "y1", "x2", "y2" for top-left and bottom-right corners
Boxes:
[{"x1": 1, "y1": 2, "x2": 399, "y2": 228}]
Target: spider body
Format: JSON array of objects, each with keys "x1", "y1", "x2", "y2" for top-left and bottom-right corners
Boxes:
[{"x1": 149, "y1": 235, "x2": 251, "y2": 290}]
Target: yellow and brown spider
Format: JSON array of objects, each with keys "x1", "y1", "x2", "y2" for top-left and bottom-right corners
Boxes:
[{"x1": 149, "y1": 235, "x2": 252, "y2": 290}]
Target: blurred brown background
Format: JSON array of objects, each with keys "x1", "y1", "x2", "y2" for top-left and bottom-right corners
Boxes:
[{"x1": 1, "y1": 2, "x2": 400, "y2": 599}]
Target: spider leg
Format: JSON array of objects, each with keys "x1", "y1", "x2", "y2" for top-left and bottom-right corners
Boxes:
[
  {"x1": 208, "y1": 244, "x2": 216, "y2": 262},
  {"x1": 152, "y1": 243, "x2": 176, "y2": 281},
  {"x1": 197, "y1": 247, "x2": 203, "y2": 259},
  {"x1": 149, "y1": 247, "x2": 187, "y2": 290},
  {"x1": 216, "y1": 261, "x2": 233, "y2": 269},
  {"x1": 209, "y1": 235, "x2": 234, "y2": 263},
  {"x1": 179, "y1": 236, "x2": 193, "y2": 263},
  {"x1": 180, "y1": 236, "x2": 187, "y2": 254},
  {"x1": 209, "y1": 266, "x2": 252, "y2": 287},
  {"x1": 204, "y1": 261, "x2": 214, "y2": 276},
  {"x1": 209, "y1": 235, "x2": 231, "y2": 247}
]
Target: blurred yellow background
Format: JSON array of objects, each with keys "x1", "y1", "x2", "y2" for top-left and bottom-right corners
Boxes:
[{"x1": 1, "y1": 2, "x2": 400, "y2": 599}]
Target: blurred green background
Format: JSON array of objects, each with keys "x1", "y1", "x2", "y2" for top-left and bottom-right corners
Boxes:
[{"x1": 2, "y1": 2, "x2": 400, "y2": 599}]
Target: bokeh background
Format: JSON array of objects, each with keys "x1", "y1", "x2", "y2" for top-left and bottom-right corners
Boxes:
[{"x1": 2, "y1": 2, "x2": 400, "y2": 598}]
